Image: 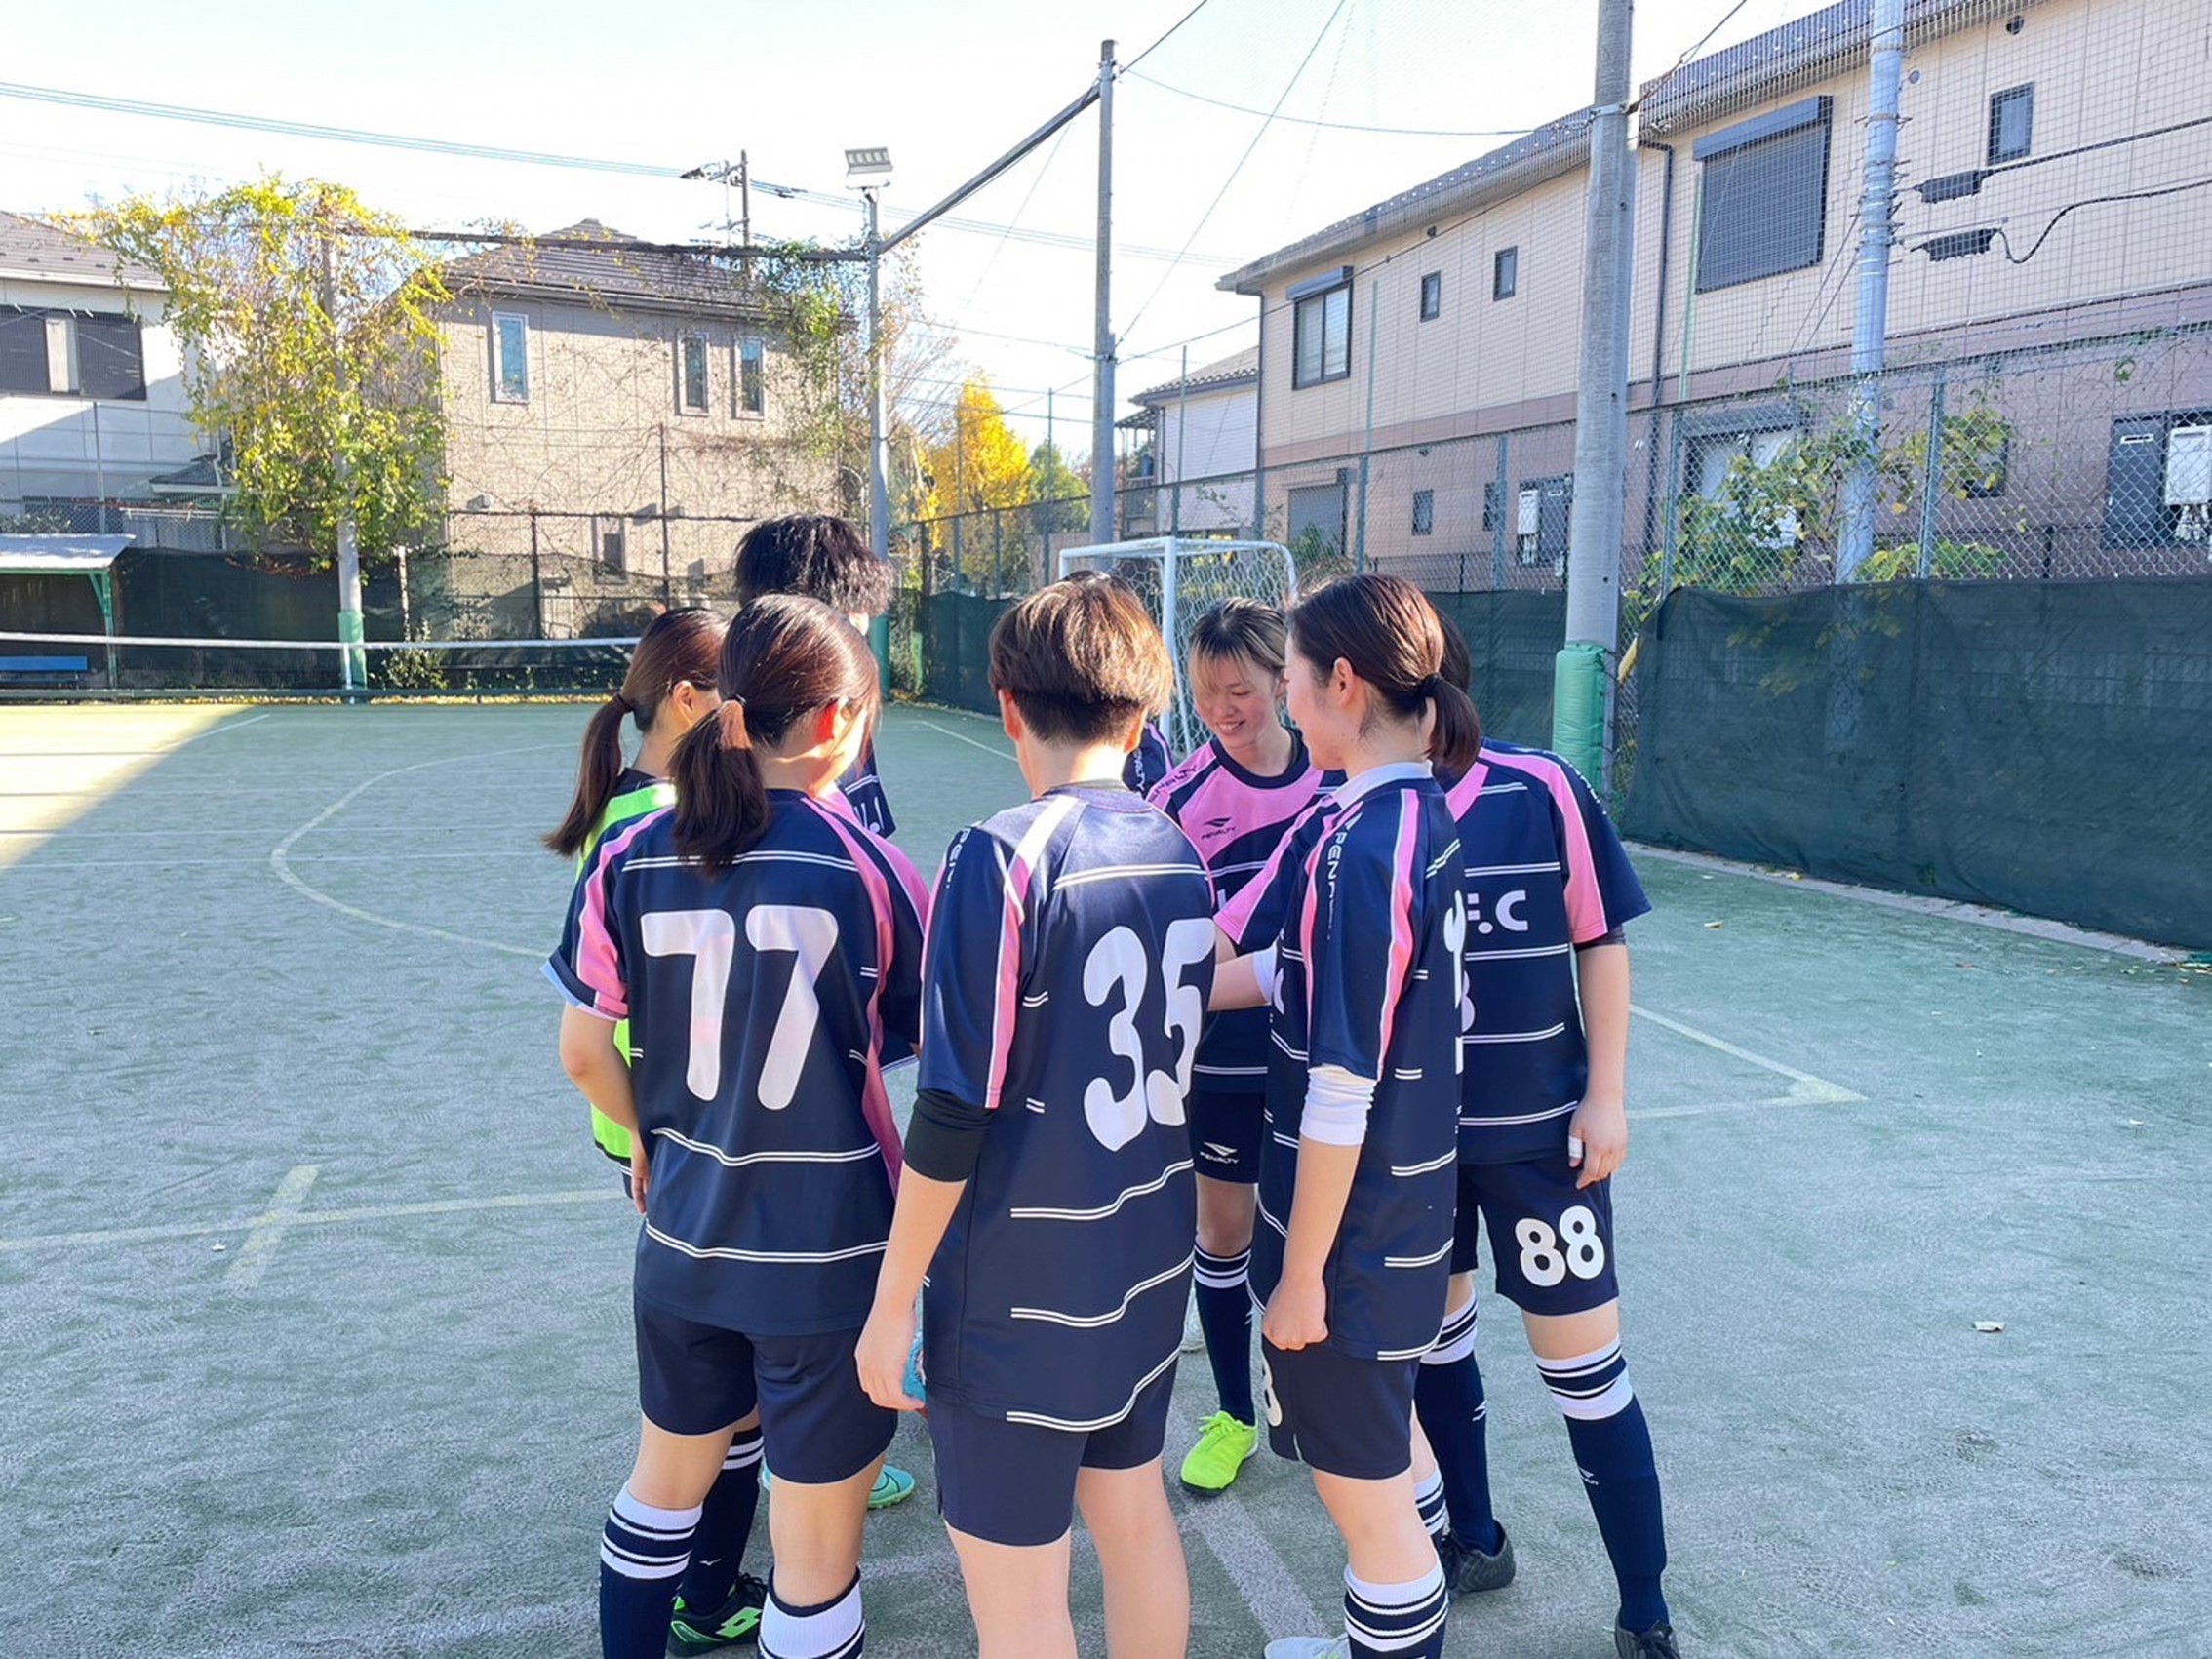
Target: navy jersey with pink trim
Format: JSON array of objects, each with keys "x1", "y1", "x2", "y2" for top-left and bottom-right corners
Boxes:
[
  {"x1": 1248, "y1": 765, "x2": 1464, "y2": 1363},
  {"x1": 1443, "y1": 742, "x2": 1650, "y2": 1163},
  {"x1": 547, "y1": 791, "x2": 927, "y2": 1335},
  {"x1": 1122, "y1": 720, "x2": 1172, "y2": 796},
  {"x1": 917, "y1": 784, "x2": 1215, "y2": 1430},
  {"x1": 838, "y1": 739, "x2": 895, "y2": 838},
  {"x1": 1149, "y1": 734, "x2": 1325, "y2": 1096}
]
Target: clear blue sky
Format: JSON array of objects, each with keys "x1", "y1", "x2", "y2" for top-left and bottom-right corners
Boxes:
[{"x1": 2, "y1": 0, "x2": 1826, "y2": 454}]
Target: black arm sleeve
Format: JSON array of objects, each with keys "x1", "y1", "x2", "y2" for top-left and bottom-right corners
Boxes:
[
  {"x1": 902, "y1": 1088, "x2": 991, "y2": 1183},
  {"x1": 1575, "y1": 928, "x2": 1627, "y2": 952}
]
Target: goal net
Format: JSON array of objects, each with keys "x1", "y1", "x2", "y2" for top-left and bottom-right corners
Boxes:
[{"x1": 1056, "y1": 537, "x2": 1298, "y2": 757}]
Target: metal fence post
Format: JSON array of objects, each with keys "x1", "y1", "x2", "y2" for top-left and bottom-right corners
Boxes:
[
  {"x1": 1491, "y1": 435, "x2": 1510, "y2": 590},
  {"x1": 1917, "y1": 367, "x2": 1947, "y2": 578}
]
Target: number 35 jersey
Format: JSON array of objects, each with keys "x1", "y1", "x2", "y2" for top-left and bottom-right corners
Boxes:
[
  {"x1": 547, "y1": 790, "x2": 927, "y2": 1336},
  {"x1": 919, "y1": 784, "x2": 1216, "y2": 1431}
]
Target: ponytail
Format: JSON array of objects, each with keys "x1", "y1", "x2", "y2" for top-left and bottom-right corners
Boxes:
[
  {"x1": 672, "y1": 700, "x2": 770, "y2": 876},
  {"x1": 669, "y1": 594, "x2": 882, "y2": 878},
  {"x1": 1424, "y1": 676, "x2": 1482, "y2": 778},
  {"x1": 543, "y1": 693, "x2": 634, "y2": 858}
]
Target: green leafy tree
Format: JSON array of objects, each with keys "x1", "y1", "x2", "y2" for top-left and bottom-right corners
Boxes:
[
  {"x1": 83, "y1": 178, "x2": 449, "y2": 565},
  {"x1": 1026, "y1": 439, "x2": 1086, "y2": 535}
]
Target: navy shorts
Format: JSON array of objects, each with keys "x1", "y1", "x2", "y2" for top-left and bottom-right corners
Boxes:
[
  {"x1": 1448, "y1": 1154, "x2": 1621, "y2": 1317},
  {"x1": 1260, "y1": 1338, "x2": 1418, "y2": 1481},
  {"x1": 928, "y1": 1365, "x2": 1178, "y2": 1547},
  {"x1": 634, "y1": 1295, "x2": 895, "y2": 1485},
  {"x1": 1187, "y1": 1089, "x2": 1263, "y2": 1184}
]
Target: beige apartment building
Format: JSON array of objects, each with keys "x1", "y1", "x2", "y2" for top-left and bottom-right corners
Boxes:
[
  {"x1": 1223, "y1": 0, "x2": 2212, "y2": 584},
  {"x1": 431, "y1": 222, "x2": 833, "y2": 634}
]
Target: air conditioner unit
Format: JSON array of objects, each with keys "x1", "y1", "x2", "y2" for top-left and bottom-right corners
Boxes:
[{"x1": 2168, "y1": 424, "x2": 2212, "y2": 544}]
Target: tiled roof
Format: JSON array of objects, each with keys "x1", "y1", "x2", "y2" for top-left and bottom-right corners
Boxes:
[
  {"x1": 434, "y1": 219, "x2": 768, "y2": 320},
  {"x1": 0, "y1": 210, "x2": 163, "y2": 291},
  {"x1": 1130, "y1": 345, "x2": 1260, "y2": 406}
]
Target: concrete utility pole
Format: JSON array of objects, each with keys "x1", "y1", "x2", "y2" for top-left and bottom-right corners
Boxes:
[
  {"x1": 1555, "y1": 0, "x2": 1636, "y2": 782},
  {"x1": 1090, "y1": 38, "x2": 1118, "y2": 547},
  {"x1": 1837, "y1": 0, "x2": 1906, "y2": 581},
  {"x1": 865, "y1": 184, "x2": 890, "y2": 584},
  {"x1": 320, "y1": 229, "x2": 365, "y2": 695}
]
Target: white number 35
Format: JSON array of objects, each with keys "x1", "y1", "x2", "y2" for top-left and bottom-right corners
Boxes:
[{"x1": 1081, "y1": 918, "x2": 1215, "y2": 1151}]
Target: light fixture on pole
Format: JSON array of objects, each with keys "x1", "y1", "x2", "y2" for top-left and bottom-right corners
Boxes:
[{"x1": 848, "y1": 147, "x2": 895, "y2": 678}]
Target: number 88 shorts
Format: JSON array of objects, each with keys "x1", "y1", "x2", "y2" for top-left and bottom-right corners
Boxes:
[{"x1": 1450, "y1": 1150, "x2": 1621, "y2": 1316}]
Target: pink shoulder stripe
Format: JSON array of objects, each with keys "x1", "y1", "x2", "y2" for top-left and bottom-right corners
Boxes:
[
  {"x1": 805, "y1": 798, "x2": 915, "y2": 1184},
  {"x1": 573, "y1": 810, "x2": 665, "y2": 1018},
  {"x1": 1496, "y1": 749, "x2": 1608, "y2": 944}
]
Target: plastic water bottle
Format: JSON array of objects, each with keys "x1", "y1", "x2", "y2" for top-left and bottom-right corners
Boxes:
[{"x1": 901, "y1": 1329, "x2": 928, "y2": 1407}]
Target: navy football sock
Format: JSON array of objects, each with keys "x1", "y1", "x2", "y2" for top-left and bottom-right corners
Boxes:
[
  {"x1": 1343, "y1": 1563, "x2": 1448, "y2": 1657},
  {"x1": 599, "y1": 1485, "x2": 699, "y2": 1659},
  {"x1": 1415, "y1": 1298, "x2": 1500, "y2": 1553},
  {"x1": 681, "y1": 1424, "x2": 763, "y2": 1613},
  {"x1": 1193, "y1": 1245, "x2": 1255, "y2": 1424},
  {"x1": 1540, "y1": 1340, "x2": 1670, "y2": 1634}
]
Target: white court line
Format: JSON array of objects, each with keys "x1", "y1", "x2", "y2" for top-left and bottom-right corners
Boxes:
[
  {"x1": 1630, "y1": 1003, "x2": 1862, "y2": 1117},
  {"x1": 1164, "y1": 1406, "x2": 1323, "y2": 1641},
  {"x1": 912, "y1": 715, "x2": 1018, "y2": 762},
  {"x1": 223, "y1": 1165, "x2": 319, "y2": 1289},
  {"x1": 266, "y1": 742, "x2": 568, "y2": 958},
  {"x1": 0, "y1": 1185, "x2": 615, "y2": 1255},
  {"x1": 4, "y1": 850, "x2": 552, "y2": 871}
]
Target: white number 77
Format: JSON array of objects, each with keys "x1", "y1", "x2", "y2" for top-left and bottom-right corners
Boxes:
[{"x1": 641, "y1": 905, "x2": 840, "y2": 1106}]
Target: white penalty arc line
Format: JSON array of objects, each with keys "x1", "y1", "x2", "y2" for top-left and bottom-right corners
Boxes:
[
  {"x1": 223, "y1": 1165, "x2": 319, "y2": 1289},
  {"x1": 267, "y1": 741, "x2": 570, "y2": 957},
  {"x1": 911, "y1": 714, "x2": 1019, "y2": 762}
]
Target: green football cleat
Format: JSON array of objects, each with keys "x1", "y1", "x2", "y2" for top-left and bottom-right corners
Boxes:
[
  {"x1": 1178, "y1": 1410, "x2": 1259, "y2": 1493},
  {"x1": 666, "y1": 1573, "x2": 767, "y2": 1653}
]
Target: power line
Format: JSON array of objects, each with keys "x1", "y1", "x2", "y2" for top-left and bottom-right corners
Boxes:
[
  {"x1": 1125, "y1": 69, "x2": 1536, "y2": 139},
  {"x1": 1124, "y1": 0, "x2": 1224, "y2": 72},
  {"x1": 1119, "y1": 0, "x2": 1357, "y2": 342}
]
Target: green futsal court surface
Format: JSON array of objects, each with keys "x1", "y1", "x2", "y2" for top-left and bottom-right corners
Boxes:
[{"x1": 1, "y1": 702, "x2": 2205, "y2": 1659}]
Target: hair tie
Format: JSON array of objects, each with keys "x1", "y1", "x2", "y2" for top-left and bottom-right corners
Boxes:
[
  {"x1": 609, "y1": 691, "x2": 633, "y2": 713},
  {"x1": 715, "y1": 697, "x2": 752, "y2": 752},
  {"x1": 1419, "y1": 674, "x2": 1445, "y2": 698}
]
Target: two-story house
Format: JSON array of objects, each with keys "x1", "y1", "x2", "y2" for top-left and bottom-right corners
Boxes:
[
  {"x1": 431, "y1": 220, "x2": 834, "y2": 633},
  {"x1": 1221, "y1": 0, "x2": 2212, "y2": 585},
  {"x1": 0, "y1": 211, "x2": 203, "y2": 538},
  {"x1": 1119, "y1": 345, "x2": 1259, "y2": 537}
]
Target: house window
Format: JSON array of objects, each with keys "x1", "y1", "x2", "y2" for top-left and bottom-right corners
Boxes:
[
  {"x1": 738, "y1": 337, "x2": 766, "y2": 415},
  {"x1": 74, "y1": 315, "x2": 146, "y2": 400},
  {"x1": 1687, "y1": 424, "x2": 1802, "y2": 551},
  {"x1": 1286, "y1": 477, "x2": 1349, "y2": 558},
  {"x1": 597, "y1": 518, "x2": 629, "y2": 574},
  {"x1": 1412, "y1": 489, "x2": 1435, "y2": 535},
  {"x1": 1694, "y1": 97, "x2": 1833, "y2": 292},
  {"x1": 1493, "y1": 247, "x2": 1519, "y2": 300},
  {"x1": 678, "y1": 334, "x2": 711, "y2": 415},
  {"x1": 492, "y1": 312, "x2": 530, "y2": 403},
  {"x1": 2105, "y1": 411, "x2": 2212, "y2": 548},
  {"x1": 1988, "y1": 84, "x2": 2034, "y2": 165},
  {"x1": 1290, "y1": 275, "x2": 1352, "y2": 389},
  {"x1": 0, "y1": 307, "x2": 50, "y2": 393},
  {"x1": 1419, "y1": 272, "x2": 1442, "y2": 322}
]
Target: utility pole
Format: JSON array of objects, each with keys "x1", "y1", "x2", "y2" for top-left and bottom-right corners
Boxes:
[
  {"x1": 1555, "y1": 0, "x2": 1637, "y2": 783},
  {"x1": 1090, "y1": 38, "x2": 1118, "y2": 547},
  {"x1": 657, "y1": 423, "x2": 673, "y2": 607},
  {"x1": 320, "y1": 227, "x2": 365, "y2": 696},
  {"x1": 1837, "y1": 0, "x2": 1906, "y2": 581},
  {"x1": 865, "y1": 183, "x2": 890, "y2": 585}
]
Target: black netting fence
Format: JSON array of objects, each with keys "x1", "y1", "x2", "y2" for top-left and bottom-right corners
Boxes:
[{"x1": 1622, "y1": 578, "x2": 2212, "y2": 948}]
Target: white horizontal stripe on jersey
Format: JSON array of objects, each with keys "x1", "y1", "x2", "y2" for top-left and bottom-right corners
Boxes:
[
  {"x1": 1009, "y1": 1251, "x2": 1193, "y2": 1329},
  {"x1": 652, "y1": 1128, "x2": 884, "y2": 1169},
  {"x1": 1024, "y1": 1099, "x2": 1048, "y2": 1114},
  {"x1": 643, "y1": 1222, "x2": 889, "y2": 1266},
  {"x1": 1384, "y1": 1238, "x2": 1453, "y2": 1269},
  {"x1": 1257, "y1": 1198, "x2": 1290, "y2": 1237},
  {"x1": 1459, "y1": 1100, "x2": 1579, "y2": 1127},
  {"x1": 1269, "y1": 1032, "x2": 1309, "y2": 1062},
  {"x1": 1463, "y1": 942, "x2": 1575, "y2": 962},
  {"x1": 1052, "y1": 862, "x2": 1207, "y2": 889},
  {"x1": 1465, "y1": 861, "x2": 1562, "y2": 877},
  {"x1": 1393, "y1": 1067, "x2": 1425, "y2": 1080},
  {"x1": 1021, "y1": 992, "x2": 1050, "y2": 1007},
  {"x1": 624, "y1": 849, "x2": 857, "y2": 874},
  {"x1": 1009, "y1": 1159, "x2": 1195, "y2": 1222},
  {"x1": 1391, "y1": 1149, "x2": 1457, "y2": 1177},
  {"x1": 1195, "y1": 1062, "x2": 1266, "y2": 1078},
  {"x1": 1210, "y1": 858, "x2": 1271, "y2": 877},
  {"x1": 1272, "y1": 1130, "x2": 1300, "y2": 1151},
  {"x1": 1004, "y1": 1342, "x2": 1182, "y2": 1434},
  {"x1": 1463, "y1": 1022, "x2": 1571, "y2": 1045},
  {"x1": 1479, "y1": 781, "x2": 1529, "y2": 796}
]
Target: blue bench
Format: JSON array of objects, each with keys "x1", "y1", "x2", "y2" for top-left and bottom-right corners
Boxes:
[{"x1": 0, "y1": 654, "x2": 91, "y2": 680}]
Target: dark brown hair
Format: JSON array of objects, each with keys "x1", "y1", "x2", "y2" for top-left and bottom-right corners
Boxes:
[
  {"x1": 988, "y1": 573, "x2": 1173, "y2": 745},
  {"x1": 734, "y1": 513, "x2": 894, "y2": 617},
  {"x1": 544, "y1": 607, "x2": 726, "y2": 858},
  {"x1": 670, "y1": 595, "x2": 882, "y2": 874},
  {"x1": 1288, "y1": 574, "x2": 1481, "y2": 775},
  {"x1": 1189, "y1": 597, "x2": 1288, "y2": 679}
]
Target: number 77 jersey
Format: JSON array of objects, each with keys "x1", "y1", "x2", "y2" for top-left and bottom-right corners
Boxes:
[{"x1": 918, "y1": 784, "x2": 1217, "y2": 1431}]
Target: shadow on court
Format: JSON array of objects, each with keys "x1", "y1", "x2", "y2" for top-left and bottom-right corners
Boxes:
[{"x1": 0, "y1": 701, "x2": 2204, "y2": 1658}]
